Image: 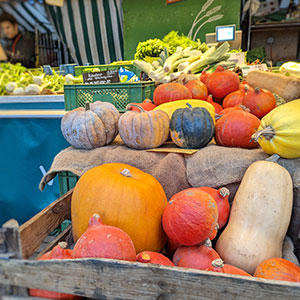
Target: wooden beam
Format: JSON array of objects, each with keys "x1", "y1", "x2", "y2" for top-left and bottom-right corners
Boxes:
[
  {"x1": 19, "y1": 190, "x2": 72, "y2": 259},
  {"x1": 0, "y1": 258, "x2": 300, "y2": 300}
]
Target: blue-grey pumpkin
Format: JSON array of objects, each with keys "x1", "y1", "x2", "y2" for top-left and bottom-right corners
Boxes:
[{"x1": 170, "y1": 103, "x2": 214, "y2": 149}]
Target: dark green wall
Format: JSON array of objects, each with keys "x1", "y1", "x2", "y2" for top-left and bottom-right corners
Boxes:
[{"x1": 123, "y1": 0, "x2": 241, "y2": 60}]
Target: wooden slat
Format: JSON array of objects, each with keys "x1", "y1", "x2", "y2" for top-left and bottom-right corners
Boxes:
[
  {"x1": 19, "y1": 190, "x2": 72, "y2": 259},
  {"x1": 0, "y1": 258, "x2": 300, "y2": 300},
  {"x1": 36, "y1": 225, "x2": 72, "y2": 259}
]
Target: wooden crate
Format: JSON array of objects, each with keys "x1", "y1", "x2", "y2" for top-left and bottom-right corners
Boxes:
[{"x1": 1, "y1": 191, "x2": 300, "y2": 299}]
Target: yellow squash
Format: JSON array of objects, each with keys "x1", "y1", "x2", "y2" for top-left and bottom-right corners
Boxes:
[
  {"x1": 153, "y1": 99, "x2": 215, "y2": 122},
  {"x1": 252, "y1": 99, "x2": 300, "y2": 158}
]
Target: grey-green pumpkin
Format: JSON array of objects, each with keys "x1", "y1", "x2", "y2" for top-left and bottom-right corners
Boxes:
[
  {"x1": 170, "y1": 103, "x2": 214, "y2": 149},
  {"x1": 61, "y1": 101, "x2": 119, "y2": 149}
]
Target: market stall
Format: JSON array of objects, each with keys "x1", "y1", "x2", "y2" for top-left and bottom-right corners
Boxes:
[{"x1": 1, "y1": 0, "x2": 300, "y2": 299}]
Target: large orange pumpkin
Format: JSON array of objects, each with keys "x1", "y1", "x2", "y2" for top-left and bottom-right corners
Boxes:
[
  {"x1": 254, "y1": 258, "x2": 300, "y2": 282},
  {"x1": 71, "y1": 163, "x2": 168, "y2": 253}
]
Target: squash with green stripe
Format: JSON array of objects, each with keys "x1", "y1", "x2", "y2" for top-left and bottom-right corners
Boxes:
[
  {"x1": 118, "y1": 104, "x2": 170, "y2": 150},
  {"x1": 170, "y1": 103, "x2": 214, "y2": 149}
]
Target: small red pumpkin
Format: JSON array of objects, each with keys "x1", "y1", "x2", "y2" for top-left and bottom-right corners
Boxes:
[
  {"x1": 222, "y1": 86, "x2": 249, "y2": 108},
  {"x1": 153, "y1": 82, "x2": 192, "y2": 105},
  {"x1": 126, "y1": 99, "x2": 156, "y2": 111},
  {"x1": 197, "y1": 187, "x2": 230, "y2": 229},
  {"x1": 206, "y1": 66, "x2": 240, "y2": 100},
  {"x1": 215, "y1": 110, "x2": 261, "y2": 149},
  {"x1": 72, "y1": 214, "x2": 136, "y2": 261},
  {"x1": 206, "y1": 94, "x2": 223, "y2": 114},
  {"x1": 242, "y1": 88, "x2": 276, "y2": 119},
  {"x1": 29, "y1": 242, "x2": 80, "y2": 300},
  {"x1": 207, "y1": 259, "x2": 252, "y2": 277},
  {"x1": 136, "y1": 251, "x2": 174, "y2": 266},
  {"x1": 254, "y1": 258, "x2": 300, "y2": 282},
  {"x1": 184, "y1": 80, "x2": 208, "y2": 100},
  {"x1": 218, "y1": 105, "x2": 249, "y2": 117},
  {"x1": 162, "y1": 188, "x2": 218, "y2": 246},
  {"x1": 173, "y1": 239, "x2": 220, "y2": 270}
]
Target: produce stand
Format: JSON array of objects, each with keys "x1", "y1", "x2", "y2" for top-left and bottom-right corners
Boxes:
[{"x1": 1, "y1": 190, "x2": 300, "y2": 299}]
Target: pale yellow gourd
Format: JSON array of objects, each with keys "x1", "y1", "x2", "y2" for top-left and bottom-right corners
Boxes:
[{"x1": 216, "y1": 160, "x2": 293, "y2": 275}]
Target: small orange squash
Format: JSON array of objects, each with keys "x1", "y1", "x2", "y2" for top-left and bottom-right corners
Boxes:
[
  {"x1": 71, "y1": 163, "x2": 168, "y2": 253},
  {"x1": 136, "y1": 251, "x2": 174, "y2": 266},
  {"x1": 207, "y1": 259, "x2": 252, "y2": 277},
  {"x1": 254, "y1": 258, "x2": 300, "y2": 282}
]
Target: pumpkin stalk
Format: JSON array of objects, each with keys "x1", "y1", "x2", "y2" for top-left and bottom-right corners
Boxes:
[
  {"x1": 121, "y1": 168, "x2": 132, "y2": 178},
  {"x1": 58, "y1": 242, "x2": 68, "y2": 249},
  {"x1": 204, "y1": 238, "x2": 212, "y2": 248},
  {"x1": 239, "y1": 105, "x2": 250, "y2": 112},
  {"x1": 139, "y1": 253, "x2": 151, "y2": 263},
  {"x1": 85, "y1": 102, "x2": 91, "y2": 111},
  {"x1": 219, "y1": 187, "x2": 230, "y2": 198},
  {"x1": 186, "y1": 103, "x2": 193, "y2": 109},
  {"x1": 126, "y1": 103, "x2": 146, "y2": 113},
  {"x1": 266, "y1": 154, "x2": 281, "y2": 163},
  {"x1": 212, "y1": 258, "x2": 224, "y2": 268},
  {"x1": 215, "y1": 113, "x2": 222, "y2": 120},
  {"x1": 251, "y1": 126, "x2": 275, "y2": 142}
]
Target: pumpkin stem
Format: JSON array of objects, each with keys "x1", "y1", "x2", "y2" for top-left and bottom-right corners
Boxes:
[
  {"x1": 204, "y1": 238, "x2": 212, "y2": 248},
  {"x1": 251, "y1": 126, "x2": 275, "y2": 142},
  {"x1": 265, "y1": 154, "x2": 281, "y2": 163},
  {"x1": 85, "y1": 102, "x2": 91, "y2": 111},
  {"x1": 215, "y1": 223, "x2": 219, "y2": 230},
  {"x1": 215, "y1": 113, "x2": 222, "y2": 120},
  {"x1": 126, "y1": 103, "x2": 146, "y2": 113},
  {"x1": 186, "y1": 103, "x2": 193, "y2": 109},
  {"x1": 88, "y1": 213, "x2": 103, "y2": 227},
  {"x1": 255, "y1": 87, "x2": 260, "y2": 94},
  {"x1": 139, "y1": 253, "x2": 151, "y2": 263},
  {"x1": 239, "y1": 105, "x2": 250, "y2": 112},
  {"x1": 121, "y1": 168, "x2": 132, "y2": 177},
  {"x1": 212, "y1": 258, "x2": 224, "y2": 268},
  {"x1": 219, "y1": 187, "x2": 230, "y2": 198},
  {"x1": 58, "y1": 242, "x2": 68, "y2": 249}
]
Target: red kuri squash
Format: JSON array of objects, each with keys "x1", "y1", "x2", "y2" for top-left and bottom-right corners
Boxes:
[
  {"x1": 153, "y1": 82, "x2": 192, "y2": 105},
  {"x1": 126, "y1": 99, "x2": 156, "y2": 111},
  {"x1": 184, "y1": 80, "x2": 208, "y2": 100},
  {"x1": 173, "y1": 239, "x2": 220, "y2": 270},
  {"x1": 197, "y1": 187, "x2": 230, "y2": 229},
  {"x1": 136, "y1": 251, "x2": 174, "y2": 266},
  {"x1": 207, "y1": 258, "x2": 252, "y2": 277},
  {"x1": 72, "y1": 214, "x2": 136, "y2": 261},
  {"x1": 206, "y1": 94, "x2": 223, "y2": 113},
  {"x1": 215, "y1": 110, "x2": 261, "y2": 149},
  {"x1": 162, "y1": 188, "x2": 218, "y2": 246},
  {"x1": 223, "y1": 87, "x2": 248, "y2": 108},
  {"x1": 254, "y1": 258, "x2": 300, "y2": 282}
]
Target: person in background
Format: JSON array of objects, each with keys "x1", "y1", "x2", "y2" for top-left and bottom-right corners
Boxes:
[{"x1": 0, "y1": 12, "x2": 35, "y2": 68}]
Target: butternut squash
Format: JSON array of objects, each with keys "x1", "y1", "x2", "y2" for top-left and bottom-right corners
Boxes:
[{"x1": 216, "y1": 160, "x2": 293, "y2": 275}]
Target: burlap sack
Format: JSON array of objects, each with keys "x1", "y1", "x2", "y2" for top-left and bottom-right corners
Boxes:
[{"x1": 39, "y1": 145, "x2": 190, "y2": 199}]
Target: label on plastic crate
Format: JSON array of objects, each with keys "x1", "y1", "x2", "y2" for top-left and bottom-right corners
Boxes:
[{"x1": 83, "y1": 70, "x2": 120, "y2": 84}]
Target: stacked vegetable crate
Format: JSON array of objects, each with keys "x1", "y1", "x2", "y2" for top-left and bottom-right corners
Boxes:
[
  {"x1": 64, "y1": 63, "x2": 155, "y2": 112},
  {"x1": 1, "y1": 190, "x2": 300, "y2": 299}
]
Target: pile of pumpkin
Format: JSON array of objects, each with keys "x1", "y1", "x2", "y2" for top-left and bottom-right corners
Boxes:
[
  {"x1": 61, "y1": 66, "x2": 300, "y2": 159},
  {"x1": 31, "y1": 158, "x2": 300, "y2": 299}
]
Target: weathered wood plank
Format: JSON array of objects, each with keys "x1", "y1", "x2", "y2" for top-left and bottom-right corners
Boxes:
[
  {"x1": 19, "y1": 190, "x2": 72, "y2": 259},
  {"x1": 0, "y1": 258, "x2": 300, "y2": 300}
]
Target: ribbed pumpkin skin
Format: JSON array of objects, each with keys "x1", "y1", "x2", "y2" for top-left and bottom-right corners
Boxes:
[
  {"x1": 170, "y1": 106, "x2": 214, "y2": 149},
  {"x1": 153, "y1": 82, "x2": 192, "y2": 105},
  {"x1": 73, "y1": 214, "x2": 136, "y2": 261},
  {"x1": 162, "y1": 188, "x2": 218, "y2": 246},
  {"x1": 197, "y1": 187, "x2": 230, "y2": 229},
  {"x1": 254, "y1": 258, "x2": 300, "y2": 282},
  {"x1": 71, "y1": 163, "x2": 168, "y2": 253},
  {"x1": 118, "y1": 109, "x2": 169, "y2": 150},
  {"x1": 253, "y1": 99, "x2": 300, "y2": 158},
  {"x1": 136, "y1": 251, "x2": 174, "y2": 266},
  {"x1": 29, "y1": 243, "x2": 80, "y2": 300},
  {"x1": 207, "y1": 259, "x2": 252, "y2": 277},
  {"x1": 61, "y1": 101, "x2": 119, "y2": 149},
  {"x1": 173, "y1": 241, "x2": 220, "y2": 270},
  {"x1": 215, "y1": 110, "x2": 260, "y2": 149}
]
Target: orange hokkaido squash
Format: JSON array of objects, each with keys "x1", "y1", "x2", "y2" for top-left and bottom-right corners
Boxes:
[
  {"x1": 254, "y1": 258, "x2": 300, "y2": 282},
  {"x1": 71, "y1": 163, "x2": 168, "y2": 253},
  {"x1": 207, "y1": 259, "x2": 252, "y2": 277}
]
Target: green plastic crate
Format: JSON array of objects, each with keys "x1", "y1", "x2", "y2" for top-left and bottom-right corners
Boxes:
[
  {"x1": 64, "y1": 81, "x2": 155, "y2": 112},
  {"x1": 74, "y1": 63, "x2": 141, "y2": 77},
  {"x1": 58, "y1": 171, "x2": 79, "y2": 196}
]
